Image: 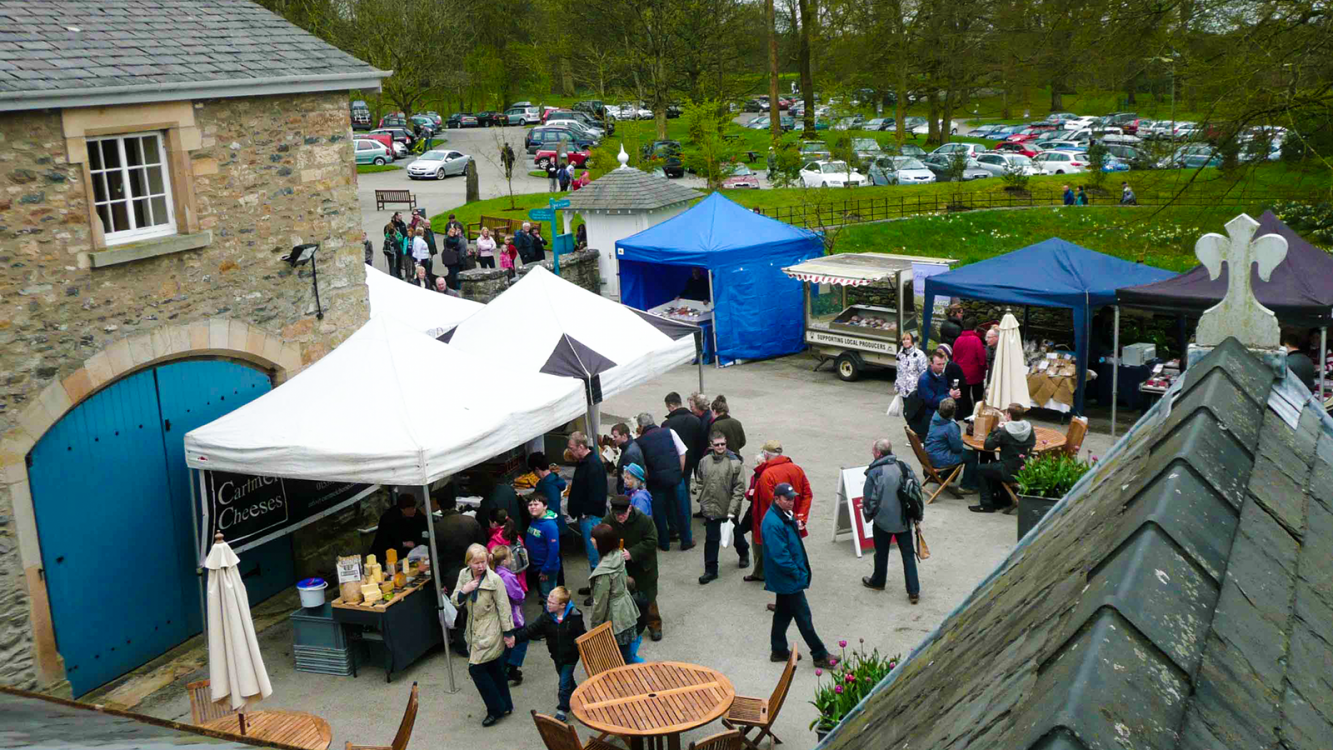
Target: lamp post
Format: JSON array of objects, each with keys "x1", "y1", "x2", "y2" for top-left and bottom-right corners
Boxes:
[{"x1": 284, "y1": 243, "x2": 323, "y2": 319}]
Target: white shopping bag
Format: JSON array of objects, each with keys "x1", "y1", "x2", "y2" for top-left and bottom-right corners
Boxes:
[
  {"x1": 441, "y1": 594, "x2": 459, "y2": 630},
  {"x1": 720, "y1": 519, "x2": 735, "y2": 549},
  {"x1": 887, "y1": 394, "x2": 904, "y2": 417}
]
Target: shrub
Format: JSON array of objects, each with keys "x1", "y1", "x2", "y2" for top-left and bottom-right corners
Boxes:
[
  {"x1": 1000, "y1": 160, "x2": 1031, "y2": 192},
  {"x1": 1085, "y1": 141, "x2": 1109, "y2": 188},
  {"x1": 1013, "y1": 452, "x2": 1092, "y2": 499}
]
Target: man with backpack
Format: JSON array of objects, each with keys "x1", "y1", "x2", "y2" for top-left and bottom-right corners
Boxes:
[{"x1": 860, "y1": 438, "x2": 922, "y2": 604}]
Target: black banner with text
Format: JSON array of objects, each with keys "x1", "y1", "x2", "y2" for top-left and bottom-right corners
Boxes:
[{"x1": 202, "y1": 470, "x2": 373, "y2": 554}]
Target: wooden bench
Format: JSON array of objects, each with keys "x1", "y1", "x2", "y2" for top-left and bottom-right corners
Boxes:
[
  {"x1": 375, "y1": 189, "x2": 417, "y2": 212},
  {"x1": 466, "y1": 215, "x2": 523, "y2": 241}
]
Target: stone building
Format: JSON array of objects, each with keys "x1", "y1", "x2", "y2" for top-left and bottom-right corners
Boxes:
[{"x1": 0, "y1": 2, "x2": 387, "y2": 697}]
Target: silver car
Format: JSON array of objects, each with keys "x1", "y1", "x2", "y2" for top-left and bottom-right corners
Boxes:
[
  {"x1": 407, "y1": 149, "x2": 472, "y2": 180},
  {"x1": 974, "y1": 153, "x2": 1041, "y2": 176},
  {"x1": 869, "y1": 156, "x2": 936, "y2": 185}
]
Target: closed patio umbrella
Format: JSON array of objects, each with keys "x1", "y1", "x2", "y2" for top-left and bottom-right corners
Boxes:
[
  {"x1": 986, "y1": 313, "x2": 1030, "y2": 409},
  {"x1": 205, "y1": 533, "x2": 272, "y2": 711}
]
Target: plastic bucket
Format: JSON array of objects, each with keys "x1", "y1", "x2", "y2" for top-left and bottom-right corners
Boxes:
[{"x1": 296, "y1": 578, "x2": 327, "y2": 608}]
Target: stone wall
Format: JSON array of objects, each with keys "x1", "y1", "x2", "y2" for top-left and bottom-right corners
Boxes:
[
  {"x1": 0, "y1": 91, "x2": 370, "y2": 692},
  {"x1": 459, "y1": 249, "x2": 603, "y2": 303}
]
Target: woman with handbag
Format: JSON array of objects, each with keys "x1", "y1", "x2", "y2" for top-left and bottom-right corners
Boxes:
[
  {"x1": 451, "y1": 544, "x2": 517, "y2": 727},
  {"x1": 587, "y1": 523, "x2": 640, "y2": 663}
]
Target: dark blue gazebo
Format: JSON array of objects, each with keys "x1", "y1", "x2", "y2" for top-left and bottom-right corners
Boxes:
[{"x1": 921, "y1": 238, "x2": 1176, "y2": 413}]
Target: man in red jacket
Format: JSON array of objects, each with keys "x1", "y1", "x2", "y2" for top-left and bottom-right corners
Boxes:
[
  {"x1": 951, "y1": 317, "x2": 988, "y2": 419},
  {"x1": 743, "y1": 440, "x2": 812, "y2": 594}
]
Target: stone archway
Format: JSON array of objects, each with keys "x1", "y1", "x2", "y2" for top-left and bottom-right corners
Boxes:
[{"x1": 0, "y1": 318, "x2": 300, "y2": 693}]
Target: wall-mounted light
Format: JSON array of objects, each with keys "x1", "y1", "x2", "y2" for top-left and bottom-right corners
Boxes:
[{"x1": 282, "y1": 243, "x2": 323, "y2": 319}]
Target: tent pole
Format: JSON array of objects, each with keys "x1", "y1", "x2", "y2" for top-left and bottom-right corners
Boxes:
[
  {"x1": 1022, "y1": 306, "x2": 1030, "y2": 341},
  {"x1": 1112, "y1": 306, "x2": 1120, "y2": 439},
  {"x1": 708, "y1": 270, "x2": 720, "y2": 368},
  {"x1": 423, "y1": 484, "x2": 458, "y2": 694},
  {"x1": 190, "y1": 468, "x2": 208, "y2": 634},
  {"x1": 1321, "y1": 327, "x2": 1327, "y2": 405},
  {"x1": 697, "y1": 343, "x2": 705, "y2": 393}
]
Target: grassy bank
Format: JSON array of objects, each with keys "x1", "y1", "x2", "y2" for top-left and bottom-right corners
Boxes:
[{"x1": 357, "y1": 163, "x2": 401, "y2": 174}]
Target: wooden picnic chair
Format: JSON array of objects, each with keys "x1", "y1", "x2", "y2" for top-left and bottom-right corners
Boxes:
[
  {"x1": 722, "y1": 644, "x2": 798, "y2": 750},
  {"x1": 346, "y1": 681, "x2": 418, "y2": 750},
  {"x1": 576, "y1": 621, "x2": 625, "y2": 678},
  {"x1": 1062, "y1": 416, "x2": 1089, "y2": 459},
  {"x1": 689, "y1": 730, "x2": 745, "y2": 750},
  {"x1": 186, "y1": 679, "x2": 241, "y2": 728},
  {"x1": 904, "y1": 427, "x2": 964, "y2": 503},
  {"x1": 531, "y1": 710, "x2": 619, "y2": 750}
]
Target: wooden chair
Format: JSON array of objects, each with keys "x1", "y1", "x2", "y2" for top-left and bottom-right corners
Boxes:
[
  {"x1": 1002, "y1": 482, "x2": 1021, "y2": 514},
  {"x1": 186, "y1": 680, "x2": 240, "y2": 727},
  {"x1": 347, "y1": 681, "x2": 418, "y2": 750},
  {"x1": 1062, "y1": 416, "x2": 1089, "y2": 459},
  {"x1": 531, "y1": 710, "x2": 619, "y2": 750},
  {"x1": 576, "y1": 621, "x2": 625, "y2": 678},
  {"x1": 723, "y1": 644, "x2": 798, "y2": 750},
  {"x1": 904, "y1": 427, "x2": 964, "y2": 503},
  {"x1": 689, "y1": 730, "x2": 745, "y2": 750}
]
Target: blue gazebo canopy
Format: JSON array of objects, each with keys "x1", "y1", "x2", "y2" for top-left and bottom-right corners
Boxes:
[
  {"x1": 922, "y1": 238, "x2": 1176, "y2": 413},
  {"x1": 617, "y1": 193, "x2": 824, "y2": 364}
]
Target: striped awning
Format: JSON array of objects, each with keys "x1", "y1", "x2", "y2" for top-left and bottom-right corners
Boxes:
[
  {"x1": 782, "y1": 253, "x2": 943, "y2": 287},
  {"x1": 782, "y1": 271, "x2": 876, "y2": 286}
]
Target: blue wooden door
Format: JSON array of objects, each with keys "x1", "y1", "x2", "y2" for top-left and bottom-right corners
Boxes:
[{"x1": 28, "y1": 359, "x2": 280, "y2": 696}]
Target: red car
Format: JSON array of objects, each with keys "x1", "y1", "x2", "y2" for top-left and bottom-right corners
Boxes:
[
  {"x1": 721, "y1": 163, "x2": 760, "y2": 188},
  {"x1": 1005, "y1": 124, "x2": 1058, "y2": 143},
  {"x1": 993, "y1": 141, "x2": 1043, "y2": 158},
  {"x1": 534, "y1": 149, "x2": 590, "y2": 168}
]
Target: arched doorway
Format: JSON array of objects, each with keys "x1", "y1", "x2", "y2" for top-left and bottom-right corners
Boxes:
[{"x1": 27, "y1": 358, "x2": 294, "y2": 696}]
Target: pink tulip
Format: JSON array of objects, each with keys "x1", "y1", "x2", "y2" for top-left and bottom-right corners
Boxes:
[
  {"x1": 815, "y1": 669, "x2": 823, "y2": 676},
  {"x1": 834, "y1": 685, "x2": 843, "y2": 694},
  {"x1": 839, "y1": 640, "x2": 848, "y2": 648},
  {"x1": 845, "y1": 672, "x2": 856, "y2": 682}
]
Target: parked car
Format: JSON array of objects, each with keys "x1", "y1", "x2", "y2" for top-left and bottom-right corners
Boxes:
[
  {"x1": 865, "y1": 118, "x2": 891, "y2": 131},
  {"x1": 474, "y1": 111, "x2": 504, "y2": 127},
  {"x1": 423, "y1": 111, "x2": 443, "y2": 127},
  {"x1": 743, "y1": 99, "x2": 766, "y2": 113},
  {"x1": 534, "y1": 149, "x2": 590, "y2": 168},
  {"x1": 502, "y1": 108, "x2": 528, "y2": 125},
  {"x1": 354, "y1": 138, "x2": 391, "y2": 166},
  {"x1": 747, "y1": 114, "x2": 795, "y2": 132},
  {"x1": 832, "y1": 115, "x2": 866, "y2": 131},
  {"x1": 447, "y1": 113, "x2": 479, "y2": 128},
  {"x1": 1104, "y1": 112, "x2": 1139, "y2": 132},
  {"x1": 799, "y1": 140, "x2": 830, "y2": 160},
  {"x1": 1032, "y1": 150, "x2": 1089, "y2": 174},
  {"x1": 545, "y1": 119, "x2": 603, "y2": 141},
  {"x1": 369, "y1": 127, "x2": 414, "y2": 146},
  {"x1": 360, "y1": 131, "x2": 397, "y2": 155},
  {"x1": 666, "y1": 103, "x2": 683, "y2": 118},
  {"x1": 350, "y1": 100, "x2": 372, "y2": 130},
  {"x1": 1179, "y1": 149, "x2": 1222, "y2": 168},
  {"x1": 1038, "y1": 139, "x2": 1086, "y2": 152},
  {"x1": 1045, "y1": 112, "x2": 1079, "y2": 123},
  {"x1": 1101, "y1": 156, "x2": 1132, "y2": 172},
  {"x1": 868, "y1": 156, "x2": 936, "y2": 186},
  {"x1": 573, "y1": 100, "x2": 607, "y2": 119},
  {"x1": 379, "y1": 112, "x2": 408, "y2": 129},
  {"x1": 974, "y1": 152, "x2": 1040, "y2": 176},
  {"x1": 409, "y1": 115, "x2": 437, "y2": 135},
  {"x1": 994, "y1": 141, "x2": 1043, "y2": 158},
  {"x1": 931, "y1": 142, "x2": 988, "y2": 159},
  {"x1": 546, "y1": 112, "x2": 607, "y2": 137},
  {"x1": 799, "y1": 160, "x2": 867, "y2": 188},
  {"x1": 885, "y1": 143, "x2": 928, "y2": 158},
  {"x1": 616, "y1": 102, "x2": 653, "y2": 120},
  {"x1": 1066, "y1": 116, "x2": 1098, "y2": 130},
  {"x1": 1103, "y1": 144, "x2": 1146, "y2": 165},
  {"x1": 517, "y1": 107, "x2": 542, "y2": 124},
  {"x1": 643, "y1": 140, "x2": 684, "y2": 177},
  {"x1": 408, "y1": 149, "x2": 472, "y2": 180},
  {"x1": 722, "y1": 163, "x2": 761, "y2": 189},
  {"x1": 851, "y1": 137, "x2": 884, "y2": 162},
  {"x1": 921, "y1": 153, "x2": 992, "y2": 181},
  {"x1": 967, "y1": 123, "x2": 1004, "y2": 137},
  {"x1": 526, "y1": 127, "x2": 596, "y2": 153}
]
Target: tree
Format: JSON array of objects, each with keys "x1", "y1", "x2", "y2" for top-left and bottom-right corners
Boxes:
[
  {"x1": 767, "y1": 0, "x2": 783, "y2": 144},
  {"x1": 681, "y1": 100, "x2": 744, "y2": 190},
  {"x1": 797, "y1": 0, "x2": 816, "y2": 138}
]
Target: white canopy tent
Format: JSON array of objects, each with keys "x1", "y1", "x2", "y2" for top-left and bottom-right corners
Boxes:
[
  {"x1": 443, "y1": 266, "x2": 699, "y2": 435},
  {"x1": 365, "y1": 264, "x2": 482, "y2": 338},
  {"x1": 184, "y1": 315, "x2": 588, "y2": 692}
]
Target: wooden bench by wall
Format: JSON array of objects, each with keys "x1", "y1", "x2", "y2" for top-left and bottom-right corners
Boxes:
[
  {"x1": 375, "y1": 189, "x2": 417, "y2": 211},
  {"x1": 466, "y1": 215, "x2": 522, "y2": 241}
]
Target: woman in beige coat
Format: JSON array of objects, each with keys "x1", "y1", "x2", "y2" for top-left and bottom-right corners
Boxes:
[{"x1": 452, "y1": 543, "x2": 516, "y2": 727}]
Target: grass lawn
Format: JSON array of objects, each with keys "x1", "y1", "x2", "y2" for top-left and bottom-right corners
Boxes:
[
  {"x1": 832, "y1": 204, "x2": 1276, "y2": 271},
  {"x1": 357, "y1": 163, "x2": 401, "y2": 174}
]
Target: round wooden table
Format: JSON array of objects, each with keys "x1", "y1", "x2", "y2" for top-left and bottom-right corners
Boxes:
[
  {"x1": 962, "y1": 426, "x2": 1067, "y2": 454},
  {"x1": 571, "y1": 662, "x2": 736, "y2": 750},
  {"x1": 201, "y1": 710, "x2": 332, "y2": 750}
]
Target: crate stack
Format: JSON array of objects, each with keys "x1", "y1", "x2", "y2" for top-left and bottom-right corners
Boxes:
[{"x1": 290, "y1": 603, "x2": 355, "y2": 676}]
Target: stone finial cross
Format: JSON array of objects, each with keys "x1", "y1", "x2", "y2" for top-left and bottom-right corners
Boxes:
[{"x1": 1193, "y1": 213, "x2": 1289, "y2": 349}]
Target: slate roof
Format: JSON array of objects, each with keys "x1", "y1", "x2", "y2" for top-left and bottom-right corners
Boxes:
[
  {"x1": 822, "y1": 336, "x2": 1333, "y2": 750},
  {"x1": 0, "y1": 685, "x2": 285, "y2": 750},
  {"x1": 0, "y1": 0, "x2": 388, "y2": 111},
  {"x1": 564, "y1": 166, "x2": 703, "y2": 211}
]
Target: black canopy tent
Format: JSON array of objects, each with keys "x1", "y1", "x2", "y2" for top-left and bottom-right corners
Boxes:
[{"x1": 1114, "y1": 210, "x2": 1333, "y2": 432}]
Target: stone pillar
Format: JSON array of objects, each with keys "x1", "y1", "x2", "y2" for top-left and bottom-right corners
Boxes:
[{"x1": 458, "y1": 266, "x2": 510, "y2": 303}]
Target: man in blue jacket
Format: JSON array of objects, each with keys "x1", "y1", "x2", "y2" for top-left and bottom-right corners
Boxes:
[
  {"x1": 912, "y1": 351, "x2": 959, "y2": 436},
  {"x1": 761, "y1": 483, "x2": 835, "y2": 667}
]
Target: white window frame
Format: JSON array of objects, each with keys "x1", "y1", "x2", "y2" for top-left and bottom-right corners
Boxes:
[{"x1": 87, "y1": 131, "x2": 176, "y2": 246}]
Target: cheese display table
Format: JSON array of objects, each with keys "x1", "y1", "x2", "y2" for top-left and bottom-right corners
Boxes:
[{"x1": 330, "y1": 578, "x2": 442, "y2": 682}]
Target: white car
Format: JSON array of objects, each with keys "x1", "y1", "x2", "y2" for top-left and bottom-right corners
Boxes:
[
  {"x1": 800, "y1": 160, "x2": 867, "y2": 188},
  {"x1": 1038, "y1": 140, "x2": 1086, "y2": 151},
  {"x1": 1068, "y1": 127, "x2": 1141, "y2": 145},
  {"x1": 1066, "y1": 116, "x2": 1097, "y2": 129},
  {"x1": 870, "y1": 156, "x2": 936, "y2": 185},
  {"x1": 931, "y1": 142, "x2": 987, "y2": 158},
  {"x1": 974, "y1": 153, "x2": 1041, "y2": 177},
  {"x1": 1032, "y1": 151, "x2": 1089, "y2": 174},
  {"x1": 407, "y1": 149, "x2": 472, "y2": 180},
  {"x1": 546, "y1": 119, "x2": 604, "y2": 139}
]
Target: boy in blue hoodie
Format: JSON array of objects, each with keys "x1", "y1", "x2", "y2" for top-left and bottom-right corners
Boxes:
[
  {"x1": 512, "y1": 585, "x2": 586, "y2": 722},
  {"x1": 525, "y1": 490, "x2": 562, "y2": 599}
]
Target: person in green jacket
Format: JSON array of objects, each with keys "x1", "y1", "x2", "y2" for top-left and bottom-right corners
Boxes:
[
  {"x1": 606, "y1": 494, "x2": 661, "y2": 640},
  {"x1": 587, "y1": 522, "x2": 640, "y2": 663}
]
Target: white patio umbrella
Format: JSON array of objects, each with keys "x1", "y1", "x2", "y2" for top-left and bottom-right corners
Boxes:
[
  {"x1": 985, "y1": 312, "x2": 1031, "y2": 410},
  {"x1": 205, "y1": 533, "x2": 272, "y2": 711}
]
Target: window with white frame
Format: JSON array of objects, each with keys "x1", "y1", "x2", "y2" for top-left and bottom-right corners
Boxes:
[{"x1": 87, "y1": 132, "x2": 176, "y2": 245}]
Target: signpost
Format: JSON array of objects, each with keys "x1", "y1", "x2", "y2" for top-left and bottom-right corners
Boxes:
[{"x1": 529, "y1": 197, "x2": 574, "y2": 275}]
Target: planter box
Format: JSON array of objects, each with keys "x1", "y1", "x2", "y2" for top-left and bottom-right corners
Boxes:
[{"x1": 1017, "y1": 494, "x2": 1059, "y2": 540}]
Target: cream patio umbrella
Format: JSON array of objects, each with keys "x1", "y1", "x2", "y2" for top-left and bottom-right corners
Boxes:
[
  {"x1": 205, "y1": 533, "x2": 273, "y2": 711},
  {"x1": 985, "y1": 312, "x2": 1030, "y2": 410}
]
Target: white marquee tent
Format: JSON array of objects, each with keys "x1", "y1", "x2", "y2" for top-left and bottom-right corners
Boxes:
[{"x1": 364, "y1": 265, "x2": 482, "y2": 338}]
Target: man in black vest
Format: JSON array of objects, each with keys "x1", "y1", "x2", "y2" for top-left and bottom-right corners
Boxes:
[
  {"x1": 662, "y1": 392, "x2": 701, "y2": 548},
  {"x1": 635, "y1": 413, "x2": 688, "y2": 552}
]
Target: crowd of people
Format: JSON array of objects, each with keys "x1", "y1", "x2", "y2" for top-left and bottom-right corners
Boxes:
[
  {"x1": 363, "y1": 210, "x2": 554, "y2": 292},
  {"x1": 544, "y1": 159, "x2": 591, "y2": 192},
  {"x1": 367, "y1": 389, "x2": 930, "y2": 727}
]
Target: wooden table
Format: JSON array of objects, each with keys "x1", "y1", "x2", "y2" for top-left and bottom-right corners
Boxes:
[
  {"x1": 962, "y1": 426, "x2": 1067, "y2": 454},
  {"x1": 202, "y1": 710, "x2": 332, "y2": 750},
  {"x1": 571, "y1": 662, "x2": 735, "y2": 750}
]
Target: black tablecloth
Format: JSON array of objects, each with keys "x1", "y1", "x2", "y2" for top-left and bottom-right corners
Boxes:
[
  {"x1": 331, "y1": 582, "x2": 444, "y2": 682},
  {"x1": 1094, "y1": 361, "x2": 1153, "y2": 411}
]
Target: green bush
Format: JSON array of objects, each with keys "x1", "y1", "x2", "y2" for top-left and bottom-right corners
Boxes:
[
  {"x1": 1013, "y1": 452, "x2": 1092, "y2": 499},
  {"x1": 1085, "y1": 142, "x2": 1109, "y2": 189},
  {"x1": 1000, "y1": 161, "x2": 1032, "y2": 192}
]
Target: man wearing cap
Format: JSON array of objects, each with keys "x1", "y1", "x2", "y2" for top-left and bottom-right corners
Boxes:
[
  {"x1": 762, "y1": 482, "x2": 834, "y2": 668},
  {"x1": 606, "y1": 493, "x2": 663, "y2": 641},
  {"x1": 742, "y1": 440, "x2": 812, "y2": 586},
  {"x1": 694, "y1": 430, "x2": 747, "y2": 584}
]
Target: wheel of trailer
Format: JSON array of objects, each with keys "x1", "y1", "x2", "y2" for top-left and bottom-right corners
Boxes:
[{"x1": 835, "y1": 352, "x2": 863, "y2": 381}]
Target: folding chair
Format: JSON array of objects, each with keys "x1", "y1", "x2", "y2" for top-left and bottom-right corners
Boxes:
[
  {"x1": 723, "y1": 644, "x2": 797, "y2": 749},
  {"x1": 689, "y1": 730, "x2": 745, "y2": 750},
  {"x1": 531, "y1": 711, "x2": 619, "y2": 750},
  {"x1": 346, "y1": 682, "x2": 418, "y2": 750},
  {"x1": 904, "y1": 427, "x2": 964, "y2": 503},
  {"x1": 575, "y1": 621, "x2": 625, "y2": 678},
  {"x1": 186, "y1": 680, "x2": 241, "y2": 728},
  {"x1": 1062, "y1": 416, "x2": 1089, "y2": 459}
]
